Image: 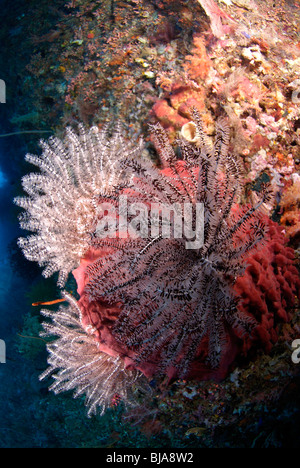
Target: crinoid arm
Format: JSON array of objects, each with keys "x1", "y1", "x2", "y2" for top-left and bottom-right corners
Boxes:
[
  {"x1": 39, "y1": 293, "x2": 149, "y2": 417},
  {"x1": 76, "y1": 110, "x2": 273, "y2": 379},
  {"x1": 14, "y1": 125, "x2": 139, "y2": 287}
]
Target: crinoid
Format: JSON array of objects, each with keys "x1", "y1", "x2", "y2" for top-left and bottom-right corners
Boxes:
[
  {"x1": 39, "y1": 292, "x2": 147, "y2": 417},
  {"x1": 70, "y1": 110, "x2": 273, "y2": 380},
  {"x1": 14, "y1": 124, "x2": 141, "y2": 287},
  {"x1": 15, "y1": 109, "x2": 274, "y2": 415}
]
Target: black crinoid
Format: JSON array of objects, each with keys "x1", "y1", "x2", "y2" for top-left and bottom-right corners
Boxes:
[{"x1": 76, "y1": 109, "x2": 273, "y2": 381}]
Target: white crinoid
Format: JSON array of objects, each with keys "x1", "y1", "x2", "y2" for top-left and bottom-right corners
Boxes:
[
  {"x1": 39, "y1": 292, "x2": 146, "y2": 417},
  {"x1": 14, "y1": 124, "x2": 141, "y2": 286}
]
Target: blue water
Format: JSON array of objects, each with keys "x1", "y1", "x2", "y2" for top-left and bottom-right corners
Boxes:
[
  {"x1": 0, "y1": 163, "x2": 18, "y2": 327},
  {"x1": 0, "y1": 141, "x2": 50, "y2": 447},
  {"x1": 0, "y1": 167, "x2": 15, "y2": 259},
  {"x1": 0, "y1": 167, "x2": 7, "y2": 187}
]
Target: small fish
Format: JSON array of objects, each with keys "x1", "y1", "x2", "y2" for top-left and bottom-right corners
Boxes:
[{"x1": 32, "y1": 298, "x2": 67, "y2": 306}]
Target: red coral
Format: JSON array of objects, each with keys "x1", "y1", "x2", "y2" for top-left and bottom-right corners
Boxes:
[
  {"x1": 234, "y1": 217, "x2": 300, "y2": 353},
  {"x1": 151, "y1": 83, "x2": 206, "y2": 139},
  {"x1": 183, "y1": 35, "x2": 212, "y2": 82},
  {"x1": 152, "y1": 98, "x2": 189, "y2": 135}
]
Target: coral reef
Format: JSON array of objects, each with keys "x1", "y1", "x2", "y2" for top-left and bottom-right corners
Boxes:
[
  {"x1": 279, "y1": 179, "x2": 300, "y2": 246},
  {"x1": 7, "y1": 0, "x2": 300, "y2": 433}
]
